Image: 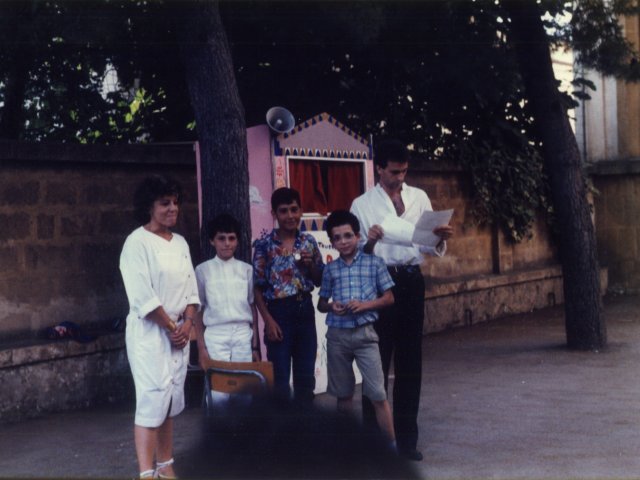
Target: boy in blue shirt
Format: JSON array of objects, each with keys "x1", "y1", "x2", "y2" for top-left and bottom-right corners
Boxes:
[{"x1": 318, "y1": 210, "x2": 396, "y2": 445}]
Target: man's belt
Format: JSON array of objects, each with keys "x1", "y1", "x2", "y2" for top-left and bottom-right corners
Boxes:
[
  {"x1": 268, "y1": 291, "x2": 312, "y2": 304},
  {"x1": 387, "y1": 265, "x2": 421, "y2": 275}
]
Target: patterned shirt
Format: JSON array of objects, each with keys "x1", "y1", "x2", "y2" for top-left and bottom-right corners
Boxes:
[
  {"x1": 252, "y1": 229, "x2": 324, "y2": 300},
  {"x1": 319, "y1": 251, "x2": 394, "y2": 328}
]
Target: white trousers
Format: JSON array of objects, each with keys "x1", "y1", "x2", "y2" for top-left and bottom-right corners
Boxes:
[{"x1": 204, "y1": 322, "x2": 253, "y2": 406}]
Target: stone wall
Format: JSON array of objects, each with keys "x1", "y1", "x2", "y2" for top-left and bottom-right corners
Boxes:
[
  {"x1": 0, "y1": 140, "x2": 569, "y2": 420},
  {"x1": 0, "y1": 334, "x2": 131, "y2": 421},
  {"x1": 0, "y1": 140, "x2": 200, "y2": 340},
  {"x1": 0, "y1": 141, "x2": 200, "y2": 422},
  {"x1": 590, "y1": 159, "x2": 640, "y2": 293},
  {"x1": 0, "y1": 142, "x2": 563, "y2": 341},
  {"x1": 410, "y1": 161, "x2": 559, "y2": 280},
  {"x1": 409, "y1": 160, "x2": 564, "y2": 331}
]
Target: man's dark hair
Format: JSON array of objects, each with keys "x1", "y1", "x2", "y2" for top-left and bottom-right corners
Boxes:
[
  {"x1": 133, "y1": 175, "x2": 182, "y2": 224},
  {"x1": 207, "y1": 213, "x2": 241, "y2": 240},
  {"x1": 326, "y1": 210, "x2": 360, "y2": 238},
  {"x1": 271, "y1": 187, "x2": 301, "y2": 211},
  {"x1": 374, "y1": 139, "x2": 410, "y2": 169}
]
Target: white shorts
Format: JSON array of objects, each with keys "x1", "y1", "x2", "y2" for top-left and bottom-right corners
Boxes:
[{"x1": 204, "y1": 322, "x2": 253, "y2": 362}]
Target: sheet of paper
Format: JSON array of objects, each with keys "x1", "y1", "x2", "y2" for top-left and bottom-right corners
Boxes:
[
  {"x1": 379, "y1": 215, "x2": 415, "y2": 246},
  {"x1": 411, "y1": 209, "x2": 454, "y2": 247}
]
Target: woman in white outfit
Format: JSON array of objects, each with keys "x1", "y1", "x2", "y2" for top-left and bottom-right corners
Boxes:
[{"x1": 120, "y1": 175, "x2": 200, "y2": 479}]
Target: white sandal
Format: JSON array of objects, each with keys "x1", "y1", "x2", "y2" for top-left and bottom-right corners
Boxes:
[
  {"x1": 154, "y1": 458, "x2": 177, "y2": 479},
  {"x1": 140, "y1": 469, "x2": 155, "y2": 478}
]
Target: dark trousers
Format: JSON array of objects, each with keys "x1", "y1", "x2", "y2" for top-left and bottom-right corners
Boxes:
[
  {"x1": 363, "y1": 266, "x2": 425, "y2": 452},
  {"x1": 265, "y1": 294, "x2": 317, "y2": 403}
]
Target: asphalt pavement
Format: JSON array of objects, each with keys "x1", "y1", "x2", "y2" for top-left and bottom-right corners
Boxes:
[{"x1": 1, "y1": 294, "x2": 639, "y2": 479}]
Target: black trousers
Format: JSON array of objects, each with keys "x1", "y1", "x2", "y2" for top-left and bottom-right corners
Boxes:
[{"x1": 363, "y1": 266, "x2": 425, "y2": 452}]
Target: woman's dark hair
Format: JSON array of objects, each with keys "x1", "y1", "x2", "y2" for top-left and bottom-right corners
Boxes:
[
  {"x1": 133, "y1": 175, "x2": 183, "y2": 224},
  {"x1": 207, "y1": 213, "x2": 241, "y2": 240}
]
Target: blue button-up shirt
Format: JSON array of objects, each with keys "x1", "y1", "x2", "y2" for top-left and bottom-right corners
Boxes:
[{"x1": 319, "y1": 251, "x2": 394, "y2": 328}]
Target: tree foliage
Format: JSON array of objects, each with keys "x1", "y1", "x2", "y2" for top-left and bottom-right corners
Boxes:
[
  {"x1": 0, "y1": 0, "x2": 185, "y2": 143},
  {"x1": 0, "y1": 0, "x2": 638, "y2": 242},
  {"x1": 224, "y1": 1, "x2": 552, "y2": 241}
]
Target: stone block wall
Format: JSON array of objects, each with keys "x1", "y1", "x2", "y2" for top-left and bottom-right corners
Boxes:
[
  {"x1": 0, "y1": 334, "x2": 131, "y2": 421},
  {"x1": 0, "y1": 143, "x2": 562, "y2": 342},
  {"x1": 0, "y1": 140, "x2": 569, "y2": 420},
  {"x1": 410, "y1": 161, "x2": 559, "y2": 281},
  {"x1": 409, "y1": 159, "x2": 564, "y2": 332},
  {"x1": 0, "y1": 141, "x2": 199, "y2": 340},
  {"x1": 425, "y1": 266, "x2": 564, "y2": 331}
]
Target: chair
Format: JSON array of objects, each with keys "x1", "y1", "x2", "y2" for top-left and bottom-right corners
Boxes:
[{"x1": 203, "y1": 359, "x2": 274, "y2": 414}]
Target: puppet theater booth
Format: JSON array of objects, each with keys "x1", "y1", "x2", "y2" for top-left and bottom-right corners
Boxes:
[{"x1": 196, "y1": 112, "x2": 374, "y2": 393}]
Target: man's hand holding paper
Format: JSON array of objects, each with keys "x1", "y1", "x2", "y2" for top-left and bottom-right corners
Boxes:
[{"x1": 376, "y1": 209, "x2": 454, "y2": 248}]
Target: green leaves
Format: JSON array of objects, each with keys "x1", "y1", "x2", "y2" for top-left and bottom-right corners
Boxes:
[
  {"x1": 0, "y1": 0, "x2": 635, "y2": 240},
  {"x1": 457, "y1": 129, "x2": 551, "y2": 242},
  {"x1": 0, "y1": 0, "x2": 177, "y2": 144}
]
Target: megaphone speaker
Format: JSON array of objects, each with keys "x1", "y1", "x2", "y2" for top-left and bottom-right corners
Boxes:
[{"x1": 266, "y1": 106, "x2": 295, "y2": 134}]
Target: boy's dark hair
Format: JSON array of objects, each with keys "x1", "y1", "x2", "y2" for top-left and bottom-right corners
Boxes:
[
  {"x1": 374, "y1": 139, "x2": 410, "y2": 169},
  {"x1": 207, "y1": 213, "x2": 241, "y2": 240},
  {"x1": 326, "y1": 210, "x2": 360, "y2": 238},
  {"x1": 271, "y1": 187, "x2": 301, "y2": 211},
  {"x1": 133, "y1": 175, "x2": 182, "y2": 224}
]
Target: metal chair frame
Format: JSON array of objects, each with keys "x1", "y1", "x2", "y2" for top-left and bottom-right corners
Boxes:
[{"x1": 203, "y1": 361, "x2": 273, "y2": 414}]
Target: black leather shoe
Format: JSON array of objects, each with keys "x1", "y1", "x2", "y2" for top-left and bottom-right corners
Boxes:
[{"x1": 400, "y1": 448, "x2": 424, "y2": 461}]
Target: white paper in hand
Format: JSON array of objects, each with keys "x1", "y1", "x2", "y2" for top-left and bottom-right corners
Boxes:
[{"x1": 411, "y1": 209, "x2": 454, "y2": 248}]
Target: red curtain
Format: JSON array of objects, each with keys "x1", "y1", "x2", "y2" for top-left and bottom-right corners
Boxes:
[
  {"x1": 289, "y1": 160, "x2": 328, "y2": 214},
  {"x1": 289, "y1": 159, "x2": 364, "y2": 215},
  {"x1": 326, "y1": 162, "x2": 363, "y2": 212}
]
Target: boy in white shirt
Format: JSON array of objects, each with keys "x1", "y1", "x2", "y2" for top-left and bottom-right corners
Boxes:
[{"x1": 195, "y1": 214, "x2": 261, "y2": 405}]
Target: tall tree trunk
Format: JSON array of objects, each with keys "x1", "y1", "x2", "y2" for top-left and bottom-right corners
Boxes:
[
  {"x1": 504, "y1": 1, "x2": 606, "y2": 350},
  {"x1": 174, "y1": 1, "x2": 250, "y2": 262}
]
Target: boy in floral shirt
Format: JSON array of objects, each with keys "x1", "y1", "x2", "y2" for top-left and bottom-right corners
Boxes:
[{"x1": 252, "y1": 187, "x2": 324, "y2": 403}]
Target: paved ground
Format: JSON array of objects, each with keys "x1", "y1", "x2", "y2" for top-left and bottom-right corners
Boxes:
[{"x1": 1, "y1": 294, "x2": 639, "y2": 479}]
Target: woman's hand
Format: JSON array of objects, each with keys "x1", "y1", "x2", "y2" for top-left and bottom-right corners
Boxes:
[{"x1": 169, "y1": 322, "x2": 191, "y2": 349}]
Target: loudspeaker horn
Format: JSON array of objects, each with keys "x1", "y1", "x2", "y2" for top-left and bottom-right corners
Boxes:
[{"x1": 266, "y1": 106, "x2": 295, "y2": 134}]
